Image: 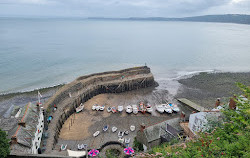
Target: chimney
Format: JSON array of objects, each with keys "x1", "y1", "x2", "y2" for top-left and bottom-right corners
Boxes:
[
  {"x1": 18, "y1": 121, "x2": 26, "y2": 127},
  {"x1": 229, "y1": 95, "x2": 237, "y2": 110},
  {"x1": 140, "y1": 123, "x2": 146, "y2": 132},
  {"x1": 11, "y1": 135, "x2": 17, "y2": 144}
]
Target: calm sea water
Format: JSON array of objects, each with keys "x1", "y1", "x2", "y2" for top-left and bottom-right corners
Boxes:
[{"x1": 0, "y1": 18, "x2": 250, "y2": 94}]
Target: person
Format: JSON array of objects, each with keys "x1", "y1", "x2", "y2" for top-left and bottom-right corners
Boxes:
[{"x1": 215, "y1": 98, "x2": 220, "y2": 108}]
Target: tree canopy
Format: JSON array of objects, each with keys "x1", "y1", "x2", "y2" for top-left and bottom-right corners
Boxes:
[{"x1": 0, "y1": 128, "x2": 10, "y2": 158}]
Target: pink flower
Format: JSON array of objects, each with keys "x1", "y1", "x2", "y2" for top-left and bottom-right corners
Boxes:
[{"x1": 217, "y1": 137, "x2": 220, "y2": 140}]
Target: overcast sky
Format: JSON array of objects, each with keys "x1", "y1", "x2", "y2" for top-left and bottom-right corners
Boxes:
[{"x1": 0, "y1": 0, "x2": 249, "y2": 17}]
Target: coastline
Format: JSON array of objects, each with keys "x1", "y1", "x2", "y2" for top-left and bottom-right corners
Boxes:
[{"x1": 176, "y1": 72, "x2": 250, "y2": 109}]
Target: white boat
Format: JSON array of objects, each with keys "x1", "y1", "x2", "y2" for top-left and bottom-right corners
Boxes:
[
  {"x1": 95, "y1": 105, "x2": 100, "y2": 111},
  {"x1": 132, "y1": 105, "x2": 138, "y2": 114},
  {"x1": 126, "y1": 105, "x2": 133, "y2": 114},
  {"x1": 169, "y1": 103, "x2": 180, "y2": 112},
  {"x1": 61, "y1": 144, "x2": 67, "y2": 151},
  {"x1": 112, "y1": 126, "x2": 117, "y2": 132},
  {"x1": 92, "y1": 105, "x2": 96, "y2": 110},
  {"x1": 130, "y1": 125, "x2": 135, "y2": 132},
  {"x1": 93, "y1": 131, "x2": 100, "y2": 137},
  {"x1": 76, "y1": 103, "x2": 84, "y2": 113},
  {"x1": 118, "y1": 105, "x2": 123, "y2": 112},
  {"x1": 125, "y1": 138, "x2": 130, "y2": 144},
  {"x1": 163, "y1": 104, "x2": 173, "y2": 114},
  {"x1": 103, "y1": 125, "x2": 109, "y2": 132},
  {"x1": 100, "y1": 105, "x2": 105, "y2": 111},
  {"x1": 118, "y1": 131, "x2": 124, "y2": 138},
  {"x1": 146, "y1": 104, "x2": 153, "y2": 113},
  {"x1": 156, "y1": 104, "x2": 165, "y2": 113},
  {"x1": 78, "y1": 144, "x2": 83, "y2": 150},
  {"x1": 124, "y1": 130, "x2": 129, "y2": 135},
  {"x1": 118, "y1": 138, "x2": 124, "y2": 143},
  {"x1": 107, "y1": 107, "x2": 112, "y2": 112}
]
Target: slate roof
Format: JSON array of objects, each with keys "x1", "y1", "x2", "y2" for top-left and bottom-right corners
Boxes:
[{"x1": 143, "y1": 117, "x2": 180, "y2": 143}]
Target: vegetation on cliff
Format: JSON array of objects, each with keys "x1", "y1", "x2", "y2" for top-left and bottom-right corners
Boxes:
[
  {"x1": 148, "y1": 83, "x2": 250, "y2": 158},
  {"x1": 0, "y1": 128, "x2": 10, "y2": 158}
]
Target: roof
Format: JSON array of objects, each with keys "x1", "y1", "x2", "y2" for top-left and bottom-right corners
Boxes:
[{"x1": 143, "y1": 117, "x2": 180, "y2": 143}]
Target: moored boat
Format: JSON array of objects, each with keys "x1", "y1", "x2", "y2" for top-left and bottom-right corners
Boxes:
[
  {"x1": 130, "y1": 125, "x2": 135, "y2": 132},
  {"x1": 169, "y1": 103, "x2": 180, "y2": 112},
  {"x1": 107, "y1": 107, "x2": 112, "y2": 112},
  {"x1": 125, "y1": 138, "x2": 131, "y2": 144},
  {"x1": 61, "y1": 144, "x2": 67, "y2": 151},
  {"x1": 163, "y1": 104, "x2": 173, "y2": 114},
  {"x1": 92, "y1": 104, "x2": 96, "y2": 110},
  {"x1": 126, "y1": 105, "x2": 133, "y2": 114},
  {"x1": 95, "y1": 105, "x2": 100, "y2": 111},
  {"x1": 132, "y1": 105, "x2": 138, "y2": 114},
  {"x1": 146, "y1": 103, "x2": 153, "y2": 113},
  {"x1": 156, "y1": 104, "x2": 165, "y2": 113},
  {"x1": 76, "y1": 103, "x2": 84, "y2": 113},
  {"x1": 112, "y1": 107, "x2": 117, "y2": 113},
  {"x1": 118, "y1": 131, "x2": 124, "y2": 138},
  {"x1": 118, "y1": 105, "x2": 123, "y2": 112},
  {"x1": 138, "y1": 102, "x2": 146, "y2": 114},
  {"x1": 100, "y1": 105, "x2": 105, "y2": 111},
  {"x1": 103, "y1": 125, "x2": 109, "y2": 132},
  {"x1": 93, "y1": 131, "x2": 100, "y2": 137},
  {"x1": 112, "y1": 126, "x2": 117, "y2": 132}
]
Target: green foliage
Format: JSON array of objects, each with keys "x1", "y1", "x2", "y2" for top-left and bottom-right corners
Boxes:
[
  {"x1": 133, "y1": 137, "x2": 144, "y2": 152},
  {"x1": 105, "y1": 149, "x2": 120, "y2": 158},
  {"x1": 150, "y1": 83, "x2": 250, "y2": 157},
  {"x1": 0, "y1": 129, "x2": 10, "y2": 158}
]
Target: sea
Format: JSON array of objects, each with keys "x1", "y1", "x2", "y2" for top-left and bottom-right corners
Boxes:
[{"x1": 0, "y1": 18, "x2": 250, "y2": 95}]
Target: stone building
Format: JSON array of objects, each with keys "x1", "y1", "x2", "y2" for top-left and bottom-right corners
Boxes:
[{"x1": 136, "y1": 117, "x2": 181, "y2": 151}]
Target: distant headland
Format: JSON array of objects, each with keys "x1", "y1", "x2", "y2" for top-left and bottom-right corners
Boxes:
[{"x1": 88, "y1": 14, "x2": 250, "y2": 25}]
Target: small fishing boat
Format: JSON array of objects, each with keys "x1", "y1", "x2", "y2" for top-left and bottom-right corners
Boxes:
[
  {"x1": 118, "y1": 131, "x2": 124, "y2": 138},
  {"x1": 163, "y1": 104, "x2": 173, "y2": 114},
  {"x1": 156, "y1": 104, "x2": 165, "y2": 113},
  {"x1": 103, "y1": 125, "x2": 109, "y2": 132},
  {"x1": 61, "y1": 144, "x2": 67, "y2": 151},
  {"x1": 130, "y1": 125, "x2": 135, "y2": 132},
  {"x1": 78, "y1": 144, "x2": 83, "y2": 150},
  {"x1": 112, "y1": 107, "x2": 117, "y2": 113},
  {"x1": 95, "y1": 105, "x2": 100, "y2": 111},
  {"x1": 82, "y1": 144, "x2": 88, "y2": 150},
  {"x1": 132, "y1": 105, "x2": 138, "y2": 114},
  {"x1": 126, "y1": 105, "x2": 133, "y2": 114},
  {"x1": 125, "y1": 138, "x2": 131, "y2": 144},
  {"x1": 76, "y1": 103, "x2": 84, "y2": 113},
  {"x1": 118, "y1": 138, "x2": 125, "y2": 143},
  {"x1": 118, "y1": 105, "x2": 123, "y2": 112},
  {"x1": 146, "y1": 103, "x2": 153, "y2": 113},
  {"x1": 107, "y1": 107, "x2": 112, "y2": 112},
  {"x1": 99, "y1": 105, "x2": 105, "y2": 111},
  {"x1": 138, "y1": 102, "x2": 146, "y2": 114},
  {"x1": 92, "y1": 104, "x2": 96, "y2": 111},
  {"x1": 124, "y1": 130, "x2": 129, "y2": 135},
  {"x1": 169, "y1": 103, "x2": 180, "y2": 112},
  {"x1": 112, "y1": 126, "x2": 117, "y2": 132},
  {"x1": 93, "y1": 131, "x2": 100, "y2": 137}
]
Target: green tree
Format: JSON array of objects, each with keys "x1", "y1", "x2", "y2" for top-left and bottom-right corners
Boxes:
[{"x1": 0, "y1": 129, "x2": 10, "y2": 158}]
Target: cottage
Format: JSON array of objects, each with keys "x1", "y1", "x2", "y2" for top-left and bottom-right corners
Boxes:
[{"x1": 136, "y1": 117, "x2": 181, "y2": 151}]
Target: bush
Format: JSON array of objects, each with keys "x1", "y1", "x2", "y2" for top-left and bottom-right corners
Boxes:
[
  {"x1": 133, "y1": 137, "x2": 143, "y2": 152},
  {"x1": 0, "y1": 129, "x2": 10, "y2": 158}
]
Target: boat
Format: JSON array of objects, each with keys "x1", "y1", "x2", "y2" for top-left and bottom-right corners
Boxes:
[
  {"x1": 132, "y1": 105, "x2": 138, "y2": 114},
  {"x1": 99, "y1": 105, "x2": 105, "y2": 111},
  {"x1": 82, "y1": 144, "x2": 88, "y2": 150},
  {"x1": 146, "y1": 103, "x2": 153, "y2": 113},
  {"x1": 112, "y1": 107, "x2": 117, "y2": 113},
  {"x1": 118, "y1": 131, "x2": 124, "y2": 138},
  {"x1": 93, "y1": 131, "x2": 100, "y2": 137},
  {"x1": 78, "y1": 144, "x2": 83, "y2": 150},
  {"x1": 163, "y1": 104, "x2": 173, "y2": 114},
  {"x1": 118, "y1": 105, "x2": 123, "y2": 112},
  {"x1": 107, "y1": 107, "x2": 112, "y2": 113},
  {"x1": 125, "y1": 138, "x2": 130, "y2": 144},
  {"x1": 130, "y1": 125, "x2": 135, "y2": 132},
  {"x1": 169, "y1": 103, "x2": 180, "y2": 112},
  {"x1": 103, "y1": 125, "x2": 109, "y2": 132},
  {"x1": 76, "y1": 103, "x2": 84, "y2": 113},
  {"x1": 61, "y1": 144, "x2": 67, "y2": 151},
  {"x1": 118, "y1": 138, "x2": 124, "y2": 143},
  {"x1": 95, "y1": 105, "x2": 100, "y2": 111},
  {"x1": 112, "y1": 126, "x2": 117, "y2": 132},
  {"x1": 92, "y1": 104, "x2": 96, "y2": 111},
  {"x1": 138, "y1": 102, "x2": 146, "y2": 114},
  {"x1": 156, "y1": 104, "x2": 165, "y2": 113},
  {"x1": 126, "y1": 105, "x2": 133, "y2": 114},
  {"x1": 124, "y1": 130, "x2": 129, "y2": 135}
]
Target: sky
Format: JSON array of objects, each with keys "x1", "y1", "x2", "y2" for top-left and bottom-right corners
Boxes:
[{"x1": 0, "y1": 0, "x2": 249, "y2": 18}]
